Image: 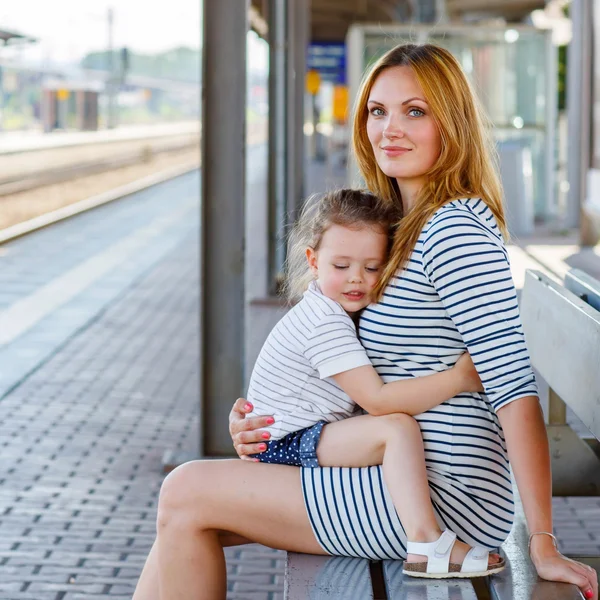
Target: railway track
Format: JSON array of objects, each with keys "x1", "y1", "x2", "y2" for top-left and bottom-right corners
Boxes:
[{"x1": 0, "y1": 161, "x2": 199, "y2": 244}]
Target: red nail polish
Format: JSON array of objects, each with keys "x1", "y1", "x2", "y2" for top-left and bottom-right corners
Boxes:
[
  {"x1": 259, "y1": 443, "x2": 267, "y2": 451},
  {"x1": 585, "y1": 590, "x2": 593, "y2": 599},
  {"x1": 244, "y1": 403, "x2": 252, "y2": 411},
  {"x1": 261, "y1": 432, "x2": 270, "y2": 439},
  {"x1": 266, "y1": 417, "x2": 275, "y2": 425}
]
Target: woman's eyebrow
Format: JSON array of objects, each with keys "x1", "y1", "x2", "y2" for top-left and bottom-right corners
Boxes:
[
  {"x1": 402, "y1": 96, "x2": 427, "y2": 105},
  {"x1": 367, "y1": 97, "x2": 428, "y2": 106}
]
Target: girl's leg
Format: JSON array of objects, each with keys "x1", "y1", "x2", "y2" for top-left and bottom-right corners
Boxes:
[
  {"x1": 317, "y1": 414, "x2": 501, "y2": 566},
  {"x1": 132, "y1": 459, "x2": 325, "y2": 600}
]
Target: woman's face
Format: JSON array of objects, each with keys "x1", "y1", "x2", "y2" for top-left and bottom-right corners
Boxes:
[{"x1": 366, "y1": 66, "x2": 441, "y2": 189}]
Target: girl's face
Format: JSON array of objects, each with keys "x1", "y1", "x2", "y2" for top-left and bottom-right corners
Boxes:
[
  {"x1": 306, "y1": 223, "x2": 388, "y2": 314},
  {"x1": 366, "y1": 66, "x2": 442, "y2": 191}
]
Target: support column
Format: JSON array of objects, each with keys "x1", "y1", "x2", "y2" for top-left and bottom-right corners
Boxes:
[
  {"x1": 201, "y1": 0, "x2": 247, "y2": 456},
  {"x1": 268, "y1": 0, "x2": 288, "y2": 292},
  {"x1": 566, "y1": 0, "x2": 592, "y2": 233},
  {"x1": 289, "y1": 0, "x2": 309, "y2": 218},
  {"x1": 267, "y1": 0, "x2": 309, "y2": 292}
]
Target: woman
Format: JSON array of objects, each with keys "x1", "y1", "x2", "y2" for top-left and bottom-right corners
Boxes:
[{"x1": 133, "y1": 43, "x2": 598, "y2": 599}]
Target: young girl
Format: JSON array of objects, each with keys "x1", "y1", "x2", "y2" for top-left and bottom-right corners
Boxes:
[{"x1": 247, "y1": 188, "x2": 503, "y2": 579}]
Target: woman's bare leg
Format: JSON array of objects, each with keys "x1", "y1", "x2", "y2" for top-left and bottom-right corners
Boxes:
[
  {"x1": 133, "y1": 531, "x2": 252, "y2": 600},
  {"x1": 132, "y1": 459, "x2": 324, "y2": 600}
]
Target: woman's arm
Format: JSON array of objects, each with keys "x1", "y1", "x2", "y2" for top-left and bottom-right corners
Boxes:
[
  {"x1": 498, "y1": 396, "x2": 597, "y2": 599},
  {"x1": 421, "y1": 206, "x2": 596, "y2": 597},
  {"x1": 332, "y1": 352, "x2": 482, "y2": 416}
]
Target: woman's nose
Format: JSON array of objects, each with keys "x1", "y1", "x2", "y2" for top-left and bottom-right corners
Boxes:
[
  {"x1": 383, "y1": 126, "x2": 404, "y2": 140},
  {"x1": 383, "y1": 115, "x2": 405, "y2": 140}
]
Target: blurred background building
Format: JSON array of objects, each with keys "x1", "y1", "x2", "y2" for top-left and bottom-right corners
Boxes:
[{"x1": 0, "y1": 3, "x2": 200, "y2": 132}]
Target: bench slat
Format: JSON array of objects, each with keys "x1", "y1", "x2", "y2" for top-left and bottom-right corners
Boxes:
[
  {"x1": 382, "y1": 560, "x2": 478, "y2": 599},
  {"x1": 284, "y1": 553, "x2": 373, "y2": 599},
  {"x1": 521, "y1": 270, "x2": 600, "y2": 440}
]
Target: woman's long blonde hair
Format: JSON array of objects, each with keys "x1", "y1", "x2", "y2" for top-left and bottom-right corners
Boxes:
[{"x1": 352, "y1": 43, "x2": 508, "y2": 300}]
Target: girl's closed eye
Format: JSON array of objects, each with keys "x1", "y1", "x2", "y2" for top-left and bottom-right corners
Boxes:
[
  {"x1": 366, "y1": 266, "x2": 381, "y2": 273},
  {"x1": 334, "y1": 264, "x2": 349, "y2": 270}
]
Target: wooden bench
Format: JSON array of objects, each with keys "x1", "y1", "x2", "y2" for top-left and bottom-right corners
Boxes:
[{"x1": 284, "y1": 267, "x2": 600, "y2": 599}]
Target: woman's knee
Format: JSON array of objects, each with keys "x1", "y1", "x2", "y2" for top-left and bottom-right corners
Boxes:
[{"x1": 157, "y1": 460, "x2": 212, "y2": 532}]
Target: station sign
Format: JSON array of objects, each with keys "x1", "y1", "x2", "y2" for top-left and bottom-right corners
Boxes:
[{"x1": 307, "y1": 43, "x2": 346, "y2": 85}]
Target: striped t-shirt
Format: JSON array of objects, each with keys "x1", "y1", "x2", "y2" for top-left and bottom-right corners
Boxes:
[
  {"x1": 247, "y1": 280, "x2": 372, "y2": 439},
  {"x1": 302, "y1": 198, "x2": 539, "y2": 560}
]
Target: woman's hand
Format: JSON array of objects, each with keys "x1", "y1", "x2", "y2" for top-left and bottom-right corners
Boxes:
[
  {"x1": 453, "y1": 352, "x2": 484, "y2": 393},
  {"x1": 228, "y1": 398, "x2": 274, "y2": 461},
  {"x1": 531, "y1": 541, "x2": 597, "y2": 600}
]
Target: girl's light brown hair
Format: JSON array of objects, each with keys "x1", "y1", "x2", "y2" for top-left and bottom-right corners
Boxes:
[
  {"x1": 282, "y1": 188, "x2": 400, "y2": 303},
  {"x1": 352, "y1": 43, "x2": 508, "y2": 300}
]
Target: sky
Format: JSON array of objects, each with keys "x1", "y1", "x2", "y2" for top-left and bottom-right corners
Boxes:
[{"x1": 0, "y1": 0, "x2": 201, "y2": 64}]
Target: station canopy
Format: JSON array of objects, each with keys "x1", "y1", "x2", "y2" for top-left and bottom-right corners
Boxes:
[
  {"x1": 251, "y1": 0, "x2": 546, "y2": 42},
  {"x1": 0, "y1": 29, "x2": 37, "y2": 46}
]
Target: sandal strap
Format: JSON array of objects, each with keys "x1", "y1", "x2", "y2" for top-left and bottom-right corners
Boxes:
[
  {"x1": 461, "y1": 546, "x2": 489, "y2": 573},
  {"x1": 406, "y1": 530, "x2": 457, "y2": 574}
]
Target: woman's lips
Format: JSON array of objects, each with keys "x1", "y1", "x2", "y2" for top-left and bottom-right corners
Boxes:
[{"x1": 382, "y1": 147, "x2": 411, "y2": 157}]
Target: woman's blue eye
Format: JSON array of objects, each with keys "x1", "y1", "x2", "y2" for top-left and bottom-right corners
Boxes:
[
  {"x1": 369, "y1": 107, "x2": 384, "y2": 116},
  {"x1": 408, "y1": 108, "x2": 425, "y2": 117}
]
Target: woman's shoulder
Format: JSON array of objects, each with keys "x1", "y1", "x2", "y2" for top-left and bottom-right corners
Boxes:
[{"x1": 423, "y1": 197, "x2": 503, "y2": 242}]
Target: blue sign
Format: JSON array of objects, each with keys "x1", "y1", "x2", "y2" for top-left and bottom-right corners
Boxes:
[{"x1": 307, "y1": 43, "x2": 346, "y2": 85}]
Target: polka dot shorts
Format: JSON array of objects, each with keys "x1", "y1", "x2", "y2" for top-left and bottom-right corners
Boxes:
[{"x1": 251, "y1": 421, "x2": 326, "y2": 467}]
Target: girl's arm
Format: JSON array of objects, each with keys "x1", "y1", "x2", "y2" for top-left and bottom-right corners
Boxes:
[{"x1": 332, "y1": 352, "x2": 482, "y2": 416}]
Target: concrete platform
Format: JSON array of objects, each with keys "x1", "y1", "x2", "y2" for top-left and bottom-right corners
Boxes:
[
  {"x1": 0, "y1": 157, "x2": 599, "y2": 598},
  {"x1": 0, "y1": 121, "x2": 200, "y2": 156}
]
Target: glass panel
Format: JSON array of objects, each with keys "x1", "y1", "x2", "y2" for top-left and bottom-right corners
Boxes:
[{"x1": 361, "y1": 28, "x2": 553, "y2": 219}]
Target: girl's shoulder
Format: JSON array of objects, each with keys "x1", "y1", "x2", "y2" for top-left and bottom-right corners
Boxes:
[
  {"x1": 423, "y1": 197, "x2": 503, "y2": 242},
  {"x1": 295, "y1": 281, "x2": 352, "y2": 322}
]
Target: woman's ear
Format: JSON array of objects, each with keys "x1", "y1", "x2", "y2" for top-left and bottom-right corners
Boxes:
[{"x1": 306, "y1": 247, "x2": 318, "y2": 277}]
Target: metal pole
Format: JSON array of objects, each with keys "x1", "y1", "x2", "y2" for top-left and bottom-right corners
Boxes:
[
  {"x1": 0, "y1": 62, "x2": 4, "y2": 132},
  {"x1": 107, "y1": 7, "x2": 116, "y2": 129},
  {"x1": 566, "y1": 0, "x2": 592, "y2": 233},
  {"x1": 268, "y1": 0, "x2": 288, "y2": 293},
  {"x1": 291, "y1": 0, "x2": 309, "y2": 215},
  {"x1": 201, "y1": 0, "x2": 247, "y2": 456}
]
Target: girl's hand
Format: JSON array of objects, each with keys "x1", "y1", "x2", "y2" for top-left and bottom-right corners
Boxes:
[
  {"x1": 531, "y1": 544, "x2": 597, "y2": 600},
  {"x1": 453, "y1": 352, "x2": 484, "y2": 393},
  {"x1": 228, "y1": 398, "x2": 274, "y2": 461}
]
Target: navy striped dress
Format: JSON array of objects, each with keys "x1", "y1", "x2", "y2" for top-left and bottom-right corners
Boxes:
[{"x1": 301, "y1": 198, "x2": 538, "y2": 559}]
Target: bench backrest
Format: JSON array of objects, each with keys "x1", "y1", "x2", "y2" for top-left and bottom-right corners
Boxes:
[
  {"x1": 565, "y1": 268, "x2": 600, "y2": 312},
  {"x1": 520, "y1": 269, "x2": 600, "y2": 441}
]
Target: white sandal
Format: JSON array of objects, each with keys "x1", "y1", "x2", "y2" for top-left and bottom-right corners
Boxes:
[{"x1": 403, "y1": 529, "x2": 505, "y2": 579}]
